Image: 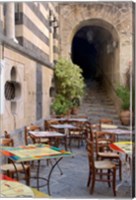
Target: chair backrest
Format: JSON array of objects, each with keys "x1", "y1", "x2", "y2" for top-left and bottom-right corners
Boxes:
[
  {"x1": 99, "y1": 118, "x2": 113, "y2": 125},
  {"x1": 82, "y1": 121, "x2": 93, "y2": 141},
  {"x1": 95, "y1": 131, "x2": 116, "y2": 155},
  {"x1": 99, "y1": 118, "x2": 113, "y2": 131},
  {"x1": 44, "y1": 119, "x2": 59, "y2": 131},
  {"x1": 4, "y1": 131, "x2": 10, "y2": 138},
  {"x1": 86, "y1": 139, "x2": 95, "y2": 171},
  {"x1": 1, "y1": 138, "x2": 14, "y2": 147},
  {"x1": 24, "y1": 124, "x2": 41, "y2": 145}
]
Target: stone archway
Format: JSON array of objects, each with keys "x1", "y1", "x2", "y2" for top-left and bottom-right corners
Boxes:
[
  {"x1": 71, "y1": 19, "x2": 119, "y2": 88},
  {"x1": 59, "y1": 2, "x2": 133, "y2": 89}
]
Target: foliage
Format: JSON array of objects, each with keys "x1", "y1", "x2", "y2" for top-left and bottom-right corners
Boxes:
[
  {"x1": 54, "y1": 58, "x2": 85, "y2": 100},
  {"x1": 71, "y1": 97, "x2": 80, "y2": 108},
  {"x1": 115, "y1": 85, "x2": 130, "y2": 110},
  {"x1": 51, "y1": 58, "x2": 85, "y2": 115},
  {"x1": 51, "y1": 94, "x2": 72, "y2": 116}
]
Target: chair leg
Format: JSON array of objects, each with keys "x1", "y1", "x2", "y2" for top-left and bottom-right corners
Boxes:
[
  {"x1": 119, "y1": 159, "x2": 122, "y2": 181},
  {"x1": 78, "y1": 138, "x2": 81, "y2": 148},
  {"x1": 90, "y1": 174, "x2": 95, "y2": 194},
  {"x1": 25, "y1": 167, "x2": 30, "y2": 186},
  {"x1": 87, "y1": 171, "x2": 91, "y2": 187},
  {"x1": 112, "y1": 167, "x2": 116, "y2": 196},
  {"x1": 107, "y1": 169, "x2": 111, "y2": 187}
]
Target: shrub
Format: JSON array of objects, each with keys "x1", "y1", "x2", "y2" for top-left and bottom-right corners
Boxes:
[
  {"x1": 116, "y1": 85, "x2": 130, "y2": 110},
  {"x1": 51, "y1": 58, "x2": 85, "y2": 115}
]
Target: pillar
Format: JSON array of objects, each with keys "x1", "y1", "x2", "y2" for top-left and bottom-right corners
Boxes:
[{"x1": 5, "y1": 2, "x2": 18, "y2": 42}]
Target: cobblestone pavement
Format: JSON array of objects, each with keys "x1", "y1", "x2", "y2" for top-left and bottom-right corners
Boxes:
[{"x1": 26, "y1": 145, "x2": 132, "y2": 199}]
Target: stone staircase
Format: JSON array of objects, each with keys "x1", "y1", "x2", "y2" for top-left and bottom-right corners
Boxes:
[{"x1": 79, "y1": 80, "x2": 121, "y2": 125}]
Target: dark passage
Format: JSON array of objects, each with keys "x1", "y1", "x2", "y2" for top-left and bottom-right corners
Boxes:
[
  {"x1": 71, "y1": 26, "x2": 113, "y2": 82},
  {"x1": 72, "y1": 36, "x2": 97, "y2": 79}
]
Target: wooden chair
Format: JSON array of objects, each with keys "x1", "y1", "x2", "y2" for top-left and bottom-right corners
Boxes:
[
  {"x1": 69, "y1": 125, "x2": 83, "y2": 148},
  {"x1": 99, "y1": 118, "x2": 113, "y2": 131},
  {"x1": 86, "y1": 140, "x2": 116, "y2": 196},
  {"x1": 0, "y1": 137, "x2": 30, "y2": 185},
  {"x1": 81, "y1": 121, "x2": 94, "y2": 143},
  {"x1": 24, "y1": 124, "x2": 49, "y2": 145},
  {"x1": 44, "y1": 119, "x2": 59, "y2": 131},
  {"x1": 99, "y1": 118, "x2": 113, "y2": 125},
  {"x1": 67, "y1": 119, "x2": 89, "y2": 148},
  {"x1": 95, "y1": 131, "x2": 122, "y2": 181}
]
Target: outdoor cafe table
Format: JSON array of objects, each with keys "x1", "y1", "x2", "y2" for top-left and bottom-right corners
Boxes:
[
  {"x1": 0, "y1": 144, "x2": 72, "y2": 195},
  {"x1": 109, "y1": 141, "x2": 133, "y2": 159},
  {"x1": 101, "y1": 124, "x2": 134, "y2": 141},
  {"x1": 29, "y1": 131, "x2": 65, "y2": 147},
  {"x1": 109, "y1": 141, "x2": 133, "y2": 191},
  {"x1": 48, "y1": 117, "x2": 88, "y2": 123},
  {"x1": 0, "y1": 174, "x2": 49, "y2": 198},
  {"x1": 68, "y1": 118, "x2": 88, "y2": 122},
  {"x1": 50, "y1": 124, "x2": 76, "y2": 150}
]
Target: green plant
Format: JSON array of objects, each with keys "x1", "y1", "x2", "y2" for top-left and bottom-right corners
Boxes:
[
  {"x1": 54, "y1": 58, "x2": 85, "y2": 100},
  {"x1": 51, "y1": 94, "x2": 72, "y2": 116},
  {"x1": 115, "y1": 85, "x2": 130, "y2": 110},
  {"x1": 51, "y1": 58, "x2": 85, "y2": 115},
  {"x1": 71, "y1": 97, "x2": 80, "y2": 108}
]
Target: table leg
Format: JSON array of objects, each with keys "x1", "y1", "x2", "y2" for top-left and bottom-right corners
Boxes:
[
  {"x1": 115, "y1": 154, "x2": 131, "y2": 191},
  {"x1": 47, "y1": 157, "x2": 63, "y2": 195}
]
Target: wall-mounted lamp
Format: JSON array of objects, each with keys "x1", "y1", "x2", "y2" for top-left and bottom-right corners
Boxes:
[{"x1": 49, "y1": 10, "x2": 59, "y2": 28}]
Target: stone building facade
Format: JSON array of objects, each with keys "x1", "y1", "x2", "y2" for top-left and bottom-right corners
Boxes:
[
  {"x1": 0, "y1": 2, "x2": 59, "y2": 134},
  {"x1": 0, "y1": 2, "x2": 134, "y2": 139}
]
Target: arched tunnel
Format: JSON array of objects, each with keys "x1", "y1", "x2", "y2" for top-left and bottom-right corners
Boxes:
[{"x1": 71, "y1": 25, "x2": 117, "y2": 86}]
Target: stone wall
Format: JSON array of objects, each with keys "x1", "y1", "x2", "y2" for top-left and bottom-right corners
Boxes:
[
  {"x1": 59, "y1": 2, "x2": 133, "y2": 86},
  {"x1": 0, "y1": 2, "x2": 59, "y2": 139},
  {"x1": 58, "y1": 2, "x2": 134, "y2": 113},
  {"x1": 0, "y1": 45, "x2": 53, "y2": 133}
]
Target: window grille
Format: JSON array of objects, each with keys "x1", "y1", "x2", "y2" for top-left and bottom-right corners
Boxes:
[{"x1": 5, "y1": 81, "x2": 15, "y2": 100}]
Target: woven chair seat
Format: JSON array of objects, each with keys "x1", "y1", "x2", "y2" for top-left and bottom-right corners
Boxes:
[
  {"x1": 95, "y1": 160, "x2": 115, "y2": 169},
  {"x1": 1, "y1": 163, "x2": 30, "y2": 172},
  {"x1": 98, "y1": 152, "x2": 120, "y2": 158}
]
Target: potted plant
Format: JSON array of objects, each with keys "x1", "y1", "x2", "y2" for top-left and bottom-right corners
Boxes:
[
  {"x1": 115, "y1": 85, "x2": 130, "y2": 125},
  {"x1": 51, "y1": 58, "x2": 85, "y2": 116},
  {"x1": 71, "y1": 97, "x2": 80, "y2": 115},
  {"x1": 51, "y1": 94, "x2": 72, "y2": 117}
]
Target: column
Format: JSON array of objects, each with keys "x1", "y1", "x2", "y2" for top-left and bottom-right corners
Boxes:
[
  {"x1": 49, "y1": 26, "x2": 54, "y2": 64},
  {"x1": 5, "y1": 2, "x2": 17, "y2": 42}
]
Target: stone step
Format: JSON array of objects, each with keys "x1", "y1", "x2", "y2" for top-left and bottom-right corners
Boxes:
[{"x1": 79, "y1": 81, "x2": 120, "y2": 125}]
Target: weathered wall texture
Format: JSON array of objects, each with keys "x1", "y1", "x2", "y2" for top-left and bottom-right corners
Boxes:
[
  {"x1": 59, "y1": 2, "x2": 133, "y2": 86},
  {"x1": 0, "y1": 2, "x2": 58, "y2": 136}
]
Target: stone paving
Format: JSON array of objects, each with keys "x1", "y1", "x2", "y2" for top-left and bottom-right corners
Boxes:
[
  {"x1": 27, "y1": 145, "x2": 132, "y2": 199},
  {"x1": 3, "y1": 80, "x2": 133, "y2": 199},
  {"x1": 30, "y1": 80, "x2": 132, "y2": 199}
]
